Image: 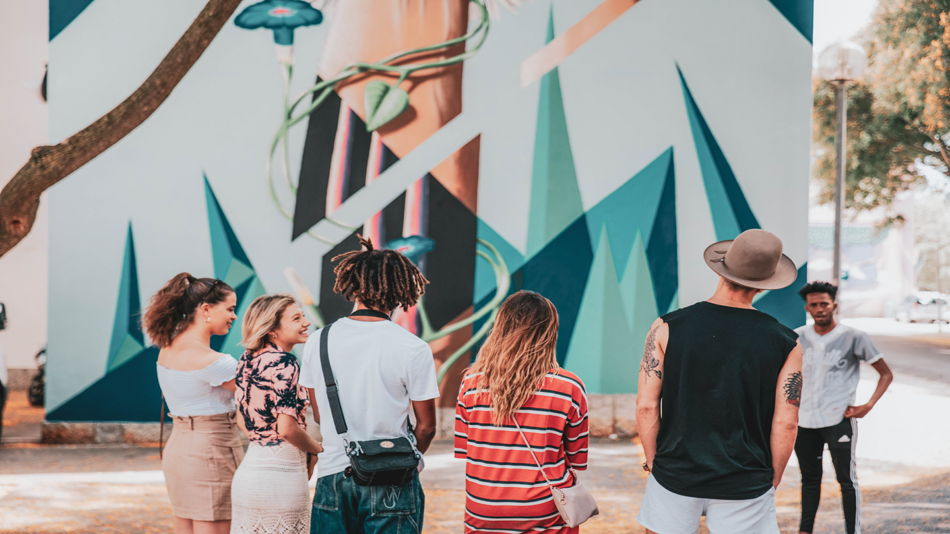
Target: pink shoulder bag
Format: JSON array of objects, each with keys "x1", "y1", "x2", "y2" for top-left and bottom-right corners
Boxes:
[{"x1": 512, "y1": 415, "x2": 599, "y2": 528}]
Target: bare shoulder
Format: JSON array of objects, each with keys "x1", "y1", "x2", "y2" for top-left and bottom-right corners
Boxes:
[{"x1": 160, "y1": 346, "x2": 229, "y2": 372}]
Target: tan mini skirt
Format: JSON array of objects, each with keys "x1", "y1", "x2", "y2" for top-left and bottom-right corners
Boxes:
[{"x1": 162, "y1": 412, "x2": 245, "y2": 521}]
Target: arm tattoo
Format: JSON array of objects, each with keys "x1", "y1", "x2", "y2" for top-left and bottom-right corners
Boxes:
[
  {"x1": 640, "y1": 325, "x2": 662, "y2": 380},
  {"x1": 783, "y1": 372, "x2": 802, "y2": 407}
]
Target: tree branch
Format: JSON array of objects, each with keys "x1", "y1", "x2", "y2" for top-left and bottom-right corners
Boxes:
[{"x1": 0, "y1": 0, "x2": 242, "y2": 258}]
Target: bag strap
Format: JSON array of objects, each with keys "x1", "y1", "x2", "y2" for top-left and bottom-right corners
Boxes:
[
  {"x1": 320, "y1": 324, "x2": 350, "y2": 438},
  {"x1": 159, "y1": 393, "x2": 167, "y2": 459},
  {"x1": 512, "y1": 415, "x2": 559, "y2": 491}
]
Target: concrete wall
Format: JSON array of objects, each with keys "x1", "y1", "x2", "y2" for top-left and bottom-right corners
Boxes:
[{"x1": 0, "y1": 1, "x2": 49, "y2": 380}]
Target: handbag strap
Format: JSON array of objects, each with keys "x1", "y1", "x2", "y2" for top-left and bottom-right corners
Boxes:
[
  {"x1": 512, "y1": 415, "x2": 559, "y2": 491},
  {"x1": 159, "y1": 393, "x2": 166, "y2": 459},
  {"x1": 319, "y1": 324, "x2": 350, "y2": 438}
]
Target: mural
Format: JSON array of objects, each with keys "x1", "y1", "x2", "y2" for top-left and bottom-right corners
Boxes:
[{"x1": 46, "y1": 0, "x2": 813, "y2": 421}]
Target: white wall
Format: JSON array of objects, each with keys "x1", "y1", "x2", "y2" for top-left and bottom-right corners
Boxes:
[{"x1": 0, "y1": 0, "x2": 49, "y2": 370}]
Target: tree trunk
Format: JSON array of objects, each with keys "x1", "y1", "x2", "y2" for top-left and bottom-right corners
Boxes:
[{"x1": 0, "y1": 0, "x2": 242, "y2": 259}]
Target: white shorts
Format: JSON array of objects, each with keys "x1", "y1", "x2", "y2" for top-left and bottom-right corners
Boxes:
[{"x1": 637, "y1": 475, "x2": 779, "y2": 534}]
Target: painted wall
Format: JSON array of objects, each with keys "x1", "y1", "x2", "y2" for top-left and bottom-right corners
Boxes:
[
  {"x1": 0, "y1": 0, "x2": 49, "y2": 375},
  {"x1": 46, "y1": 0, "x2": 813, "y2": 421}
]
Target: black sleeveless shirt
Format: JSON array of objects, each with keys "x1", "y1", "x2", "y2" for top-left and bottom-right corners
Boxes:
[{"x1": 651, "y1": 302, "x2": 798, "y2": 500}]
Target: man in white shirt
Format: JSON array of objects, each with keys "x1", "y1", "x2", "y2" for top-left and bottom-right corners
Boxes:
[
  {"x1": 300, "y1": 236, "x2": 439, "y2": 534},
  {"x1": 794, "y1": 282, "x2": 893, "y2": 534}
]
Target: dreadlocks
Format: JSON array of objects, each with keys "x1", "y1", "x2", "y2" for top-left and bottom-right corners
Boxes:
[{"x1": 332, "y1": 235, "x2": 429, "y2": 312}]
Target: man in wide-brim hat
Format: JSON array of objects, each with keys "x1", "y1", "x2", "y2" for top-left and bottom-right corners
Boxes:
[{"x1": 635, "y1": 229, "x2": 803, "y2": 534}]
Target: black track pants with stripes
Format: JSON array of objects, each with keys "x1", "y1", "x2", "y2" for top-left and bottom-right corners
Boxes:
[{"x1": 794, "y1": 418, "x2": 861, "y2": 534}]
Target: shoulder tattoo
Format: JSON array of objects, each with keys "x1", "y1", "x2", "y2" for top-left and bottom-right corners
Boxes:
[
  {"x1": 783, "y1": 371, "x2": 802, "y2": 407},
  {"x1": 640, "y1": 325, "x2": 662, "y2": 381}
]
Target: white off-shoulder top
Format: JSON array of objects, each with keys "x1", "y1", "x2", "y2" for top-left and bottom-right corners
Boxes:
[{"x1": 157, "y1": 354, "x2": 238, "y2": 417}]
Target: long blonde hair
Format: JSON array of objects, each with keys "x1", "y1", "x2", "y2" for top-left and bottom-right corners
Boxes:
[
  {"x1": 241, "y1": 294, "x2": 298, "y2": 353},
  {"x1": 471, "y1": 291, "x2": 560, "y2": 426}
]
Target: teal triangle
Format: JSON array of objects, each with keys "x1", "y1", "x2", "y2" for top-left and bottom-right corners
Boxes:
[
  {"x1": 565, "y1": 226, "x2": 639, "y2": 394},
  {"x1": 474, "y1": 219, "x2": 526, "y2": 305},
  {"x1": 107, "y1": 224, "x2": 143, "y2": 372},
  {"x1": 205, "y1": 174, "x2": 253, "y2": 279},
  {"x1": 677, "y1": 65, "x2": 759, "y2": 240},
  {"x1": 586, "y1": 149, "x2": 673, "y2": 278},
  {"x1": 526, "y1": 7, "x2": 585, "y2": 258},
  {"x1": 109, "y1": 334, "x2": 145, "y2": 372},
  {"x1": 767, "y1": 0, "x2": 813, "y2": 43},
  {"x1": 216, "y1": 276, "x2": 267, "y2": 360},
  {"x1": 666, "y1": 290, "x2": 679, "y2": 314},
  {"x1": 619, "y1": 231, "x2": 659, "y2": 345},
  {"x1": 224, "y1": 258, "x2": 255, "y2": 289}
]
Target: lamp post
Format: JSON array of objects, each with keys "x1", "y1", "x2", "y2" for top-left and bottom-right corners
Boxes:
[{"x1": 818, "y1": 40, "x2": 868, "y2": 312}]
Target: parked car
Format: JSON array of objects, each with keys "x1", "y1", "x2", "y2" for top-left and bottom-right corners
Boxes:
[{"x1": 896, "y1": 292, "x2": 950, "y2": 323}]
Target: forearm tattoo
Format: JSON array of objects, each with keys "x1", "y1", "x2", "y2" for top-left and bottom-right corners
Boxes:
[
  {"x1": 783, "y1": 372, "x2": 802, "y2": 407},
  {"x1": 640, "y1": 325, "x2": 662, "y2": 381}
]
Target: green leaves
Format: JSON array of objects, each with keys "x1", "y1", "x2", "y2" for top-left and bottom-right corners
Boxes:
[{"x1": 363, "y1": 81, "x2": 409, "y2": 132}]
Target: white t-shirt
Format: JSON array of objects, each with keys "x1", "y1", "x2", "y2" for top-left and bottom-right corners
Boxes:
[{"x1": 299, "y1": 318, "x2": 440, "y2": 477}]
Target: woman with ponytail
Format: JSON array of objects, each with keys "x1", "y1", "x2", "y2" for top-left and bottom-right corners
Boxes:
[
  {"x1": 454, "y1": 291, "x2": 591, "y2": 534},
  {"x1": 143, "y1": 273, "x2": 242, "y2": 534}
]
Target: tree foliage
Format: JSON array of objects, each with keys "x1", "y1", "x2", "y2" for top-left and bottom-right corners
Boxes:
[{"x1": 812, "y1": 0, "x2": 950, "y2": 212}]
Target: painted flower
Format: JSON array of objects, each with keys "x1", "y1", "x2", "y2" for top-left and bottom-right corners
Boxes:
[
  {"x1": 386, "y1": 236, "x2": 435, "y2": 263},
  {"x1": 234, "y1": 1, "x2": 323, "y2": 45}
]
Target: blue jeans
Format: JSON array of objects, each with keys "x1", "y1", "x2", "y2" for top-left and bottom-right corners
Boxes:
[{"x1": 310, "y1": 470, "x2": 424, "y2": 534}]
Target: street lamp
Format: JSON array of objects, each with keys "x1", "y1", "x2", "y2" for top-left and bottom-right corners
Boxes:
[{"x1": 818, "y1": 40, "x2": 868, "y2": 310}]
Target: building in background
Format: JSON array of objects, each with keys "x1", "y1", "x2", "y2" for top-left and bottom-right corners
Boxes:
[
  {"x1": 27, "y1": 0, "x2": 813, "y2": 437},
  {"x1": 807, "y1": 197, "x2": 917, "y2": 317},
  {"x1": 0, "y1": 0, "x2": 48, "y2": 389}
]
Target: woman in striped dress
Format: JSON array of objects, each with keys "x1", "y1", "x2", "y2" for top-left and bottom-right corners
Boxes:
[{"x1": 455, "y1": 291, "x2": 590, "y2": 534}]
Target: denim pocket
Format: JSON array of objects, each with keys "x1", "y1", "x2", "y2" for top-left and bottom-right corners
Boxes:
[
  {"x1": 313, "y1": 473, "x2": 340, "y2": 511},
  {"x1": 370, "y1": 478, "x2": 417, "y2": 517}
]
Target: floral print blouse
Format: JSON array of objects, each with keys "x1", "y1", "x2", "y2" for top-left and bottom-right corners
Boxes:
[{"x1": 235, "y1": 343, "x2": 308, "y2": 445}]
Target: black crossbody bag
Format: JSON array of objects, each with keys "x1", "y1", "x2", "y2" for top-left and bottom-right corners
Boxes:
[{"x1": 320, "y1": 309, "x2": 421, "y2": 486}]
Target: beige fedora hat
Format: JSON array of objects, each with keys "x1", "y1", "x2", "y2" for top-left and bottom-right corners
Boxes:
[{"x1": 703, "y1": 229, "x2": 797, "y2": 290}]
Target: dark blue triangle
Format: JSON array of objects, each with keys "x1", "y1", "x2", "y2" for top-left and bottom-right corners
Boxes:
[
  {"x1": 204, "y1": 174, "x2": 252, "y2": 274},
  {"x1": 677, "y1": 65, "x2": 760, "y2": 235},
  {"x1": 767, "y1": 0, "x2": 813, "y2": 43},
  {"x1": 755, "y1": 263, "x2": 808, "y2": 329},
  {"x1": 47, "y1": 347, "x2": 162, "y2": 422},
  {"x1": 471, "y1": 216, "x2": 594, "y2": 366},
  {"x1": 646, "y1": 153, "x2": 678, "y2": 315},
  {"x1": 50, "y1": 0, "x2": 96, "y2": 41}
]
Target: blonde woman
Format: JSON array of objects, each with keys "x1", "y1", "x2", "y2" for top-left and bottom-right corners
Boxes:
[
  {"x1": 231, "y1": 294, "x2": 323, "y2": 534},
  {"x1": 455, "y1": 291, "x2": 590, "y2": 533},
  {"x1": 144, "y1": 273, "x2": 242, "y2": 534}
]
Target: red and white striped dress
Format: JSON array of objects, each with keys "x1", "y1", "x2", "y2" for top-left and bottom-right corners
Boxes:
[{"x1": 455, "y1": 370, "x2": 590, "y2": 534}]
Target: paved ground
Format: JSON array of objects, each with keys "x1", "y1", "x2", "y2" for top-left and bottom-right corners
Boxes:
[{"x1": 1, "y1": 323, "x2": 948, "y2": 533}]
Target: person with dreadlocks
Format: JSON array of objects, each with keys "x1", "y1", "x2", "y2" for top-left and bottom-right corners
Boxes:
[{"x1": 299, "y1": 235, "x2": 438, "y2": 534}]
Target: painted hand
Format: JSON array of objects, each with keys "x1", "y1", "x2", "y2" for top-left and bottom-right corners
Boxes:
[{"x1": 843, "y1": 403, "x2": 872, "y2": 419}]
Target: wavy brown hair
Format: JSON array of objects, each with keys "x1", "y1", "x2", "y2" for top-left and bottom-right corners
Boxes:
[
  {"x1": 471, "y1": 291, "x2": 560, "y2": 426},
  {"x1": 141, "y1": 273, "x2": 234, "y2": 347},
  {"x1": 331, "y1": 234, "x2": 428, "y2": 312}
]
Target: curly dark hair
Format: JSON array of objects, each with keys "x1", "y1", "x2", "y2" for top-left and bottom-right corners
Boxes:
[
  {"x1": 331, "y1": 235, "x2": 429, "y2": 312},
  {"x1": 142, "y1": 273, "x2": 234, "y2": 347},
  {"x1": 798, "y1": 281, "x2": 837, "y2": 302}
]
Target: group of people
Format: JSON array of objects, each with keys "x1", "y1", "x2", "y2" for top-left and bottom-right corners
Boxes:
[{"x1": 142, "y1": 228, "x2": 891, "y2": 534}]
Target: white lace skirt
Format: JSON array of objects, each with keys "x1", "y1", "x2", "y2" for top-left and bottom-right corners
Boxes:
[{"x1": 230, "y1": 443, "x2": 311, "y2": 533}]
